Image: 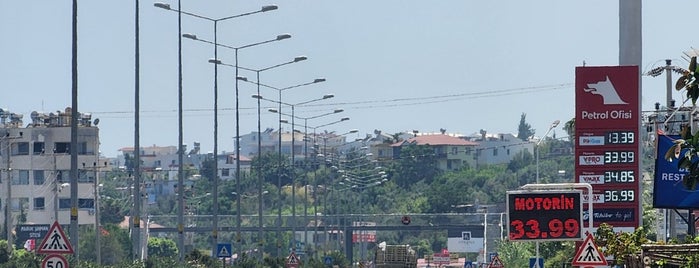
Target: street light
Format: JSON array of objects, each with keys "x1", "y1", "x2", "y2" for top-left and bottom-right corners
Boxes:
[
  {"x1": 155, "y1": 2, "x2": 279, "y2": 257},
  {"x1": 335, "y1": 165, "x2": 386, "y2": 264},
  {"x1": 535, "y1": 120, "x2": 560, "y2": 184},
  {"x1": 271, "y1": 108, "x2": 345, "y2": 251},
  {"x1": 246, "y1": 78, "x2": 327, "y2": 255},
  {"x1": 269, "y1": 95, "x2": 336, "y2": 253},
  {"x1": 184, "y1": 33, "x2": 291, "y2": 255},
  {"x1": 226, "y1": 57, "x2": 307, "y2": 260},
  {"x1": 534, "y1": 119, "x2": 559, "y2": 268}
]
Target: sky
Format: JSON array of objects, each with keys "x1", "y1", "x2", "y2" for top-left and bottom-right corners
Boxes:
[{"x1": 1, "y1": 1, "x2": 697, "y2": 157}]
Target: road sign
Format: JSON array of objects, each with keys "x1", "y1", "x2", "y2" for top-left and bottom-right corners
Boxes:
[
  {"x1": 488, "y1": 256, "x2": 504, "y2": 268},
  {"x1": 572, "y1": 233, "x2": 607, "y2": 266},
  {"x1": 507, "y1": 190, "x2": 583, "y2": 241},
  {"x1": 529, "y1": 257, "x2": 543, "y2": 268},
  {"x1": 488, "y1": 253, "x2": 498, "y2": 262},
  {"x1": 324, "y1": 256, "x2": 333, "y2": 266},
  {"x1": 37, "y1": 221, "x2": 73, "y2": 254},
  {"x1": 216, "y1": 243, "x2": 232, "y2": 258},
  {"x1": 42, "y1": 254, "x2": 69, "y2": 268},
  {"x1": 286, "y1": 251, "x2": 300, "y2": 268}
]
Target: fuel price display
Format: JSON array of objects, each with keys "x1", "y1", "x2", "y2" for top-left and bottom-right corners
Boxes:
[
  {"x1": 606, "y1": 131, "x2": 635, "y2": 145},
  {"x1": 507, "y1": 191, "x2": 583, "y2": 241},
  {"x1": 575, "y1": 66, "x2": 640, "y2": 229}
]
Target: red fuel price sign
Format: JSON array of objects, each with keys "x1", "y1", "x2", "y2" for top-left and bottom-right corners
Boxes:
[
  {"x1": 575, "y1": 66, "x2": 640, "y2": 228},
  {"x1": 507, "y1": 190, "x2": 583, "y2": 241}
]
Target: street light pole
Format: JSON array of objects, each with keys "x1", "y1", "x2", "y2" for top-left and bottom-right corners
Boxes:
[
  {"x1": 184, "y1": 33, "x2": 290, "y2": 257},
  {"x1": 267, "y1": 95, "x2": 336, "y2": 254},
  {"x1": 534, "y1": 119, "x2": 559, "y2": 268},
  {"x1": 243, "y1": 78, "x2": 327, "y2": 255},
  {"x1": 270, "y1": 108, "x2": 343, "y2": 252},
  {"x1": 155, "y1": 2, "x2": 278, "y2": 256},
  {"x1": 231, "y1": 56, "x2": 307, "y2": 260}
]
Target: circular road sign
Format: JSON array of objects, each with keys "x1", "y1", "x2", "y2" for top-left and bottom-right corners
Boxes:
[
  {"x1": 42, "y1": 254, "x2": 69, "y2": 268},
  {"x1": 401, "y1": 215, "x2": 411, "y2": 225}
]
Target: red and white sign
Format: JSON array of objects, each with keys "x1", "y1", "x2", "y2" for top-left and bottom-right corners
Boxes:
[
  {"x1": 488, "y1": 255, "x2": 504, "y2": 268},
  {"x1": 37, "y1": 221, "x2": 74, "y2": 254},
  {"x1": 434, "y1": 249, "x2": 451, "y2": 265},
  {"x1": 285, "y1": 252, "x2": 300, "y2": 268},
  {"x1": 352, "y1": 221, "x2": 377, "y2": 243},
  {"x1": 42, "y1": 254, "x2": 69, "y2": 268},
  {"x1": 572, "y1": 233, "x2": 607, "y2": 267},
  {"x1": 575, "y1": 66, "x2": 640, "y2": 229}
]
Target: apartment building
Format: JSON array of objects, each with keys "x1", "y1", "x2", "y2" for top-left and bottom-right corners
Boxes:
[
  {"x1": 392, "y1": 133, "x2": 479, "y2": 171},
  {"x1": 0, "y1": 108, "x2": 101, "y2": 228},
  {"x1": 465, "y1": 131, "x2": 535, "y2": 167}
]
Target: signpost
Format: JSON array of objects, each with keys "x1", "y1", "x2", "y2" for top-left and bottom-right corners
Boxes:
[
  {"x1": 37, "y1": 221, "x2": 73, "y2": 255},
  {"x1": 571, "y1": 233, "x2": 607, "y2": 267},
  {"x1": 38, "y1": 221, "x2": 72, "y2": 268},
  {"x1": 41, "y1": 254, "x2": 68, "y2": 268},
  {"x1": 216, "y1": 243, "x2": 232, "y2": 266},
  {"x1": 575, "y1": 66, "x2": 641, "y2": 230},
  {"x1": 507, "y1": 190, "x2": 583, "y2": 241},
  {"x1": 286, "y1": 251, "x2": 300, "y2": 268},
  {"x1": 488, "y1": 255, "x2": 504, "y2": 268},
  {"x1": 529, "y1": 258, "x2": 543, "y2": 268}
]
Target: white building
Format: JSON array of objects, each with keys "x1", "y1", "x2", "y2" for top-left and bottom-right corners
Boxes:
[
  {"x1": 465, "y1": 130, "x2": 534, "y2": 167},
  {"x1": 0, "y1": 108, "x2": 102, "y2": 228}
]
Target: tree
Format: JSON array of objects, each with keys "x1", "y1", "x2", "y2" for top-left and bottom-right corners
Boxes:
[
  {"x1": 595, "y1": 223, "x2": 649, "y2": 266},
  {"x1": 496, "y1": 239, "x2": 533, "y2": 268},
  {"x1": 391, "y1": 144, "x2": 441, "y2": 188},
  {"x1": 507, "y1": 150, "x2": 534, "y2": 172},
  {"x1": 147, "y1": 237, "x2": 178, "y2": 258},
  {"x1": 666, "y1": 56, "x2": 699, "y2": 190},
  {"x1": 665, "y1": 124, "x2": 699, "y2": 189},
  {"x1": 563, "y1": 118, "x2": 575, "y2": 141},
  {"x1": 517, "y1": 113, "x2": 535, "y2": 141}
]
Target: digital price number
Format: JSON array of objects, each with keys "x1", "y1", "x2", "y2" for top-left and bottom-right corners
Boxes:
[
  {"x1": 604, "y1": 151, "x2": 635, "y2": 164},
  {"x1": 604, "y1": 170, "x2": 635, "y2": 183},
  {"x1": 507, "y1": 191, "x2": 583, "y2": 241},
  {"x1": 509, "y1": 218, "x2": 580, "y2": 240},
  {"x1": 604, "y1": 189, "x2": 635, "y2": 202},
  {"x1": 606, "y1": 131, "x2": 635, "y2": 145}
]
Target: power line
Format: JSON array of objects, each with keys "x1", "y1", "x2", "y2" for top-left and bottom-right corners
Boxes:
[{"x1": 87, "y1": 83, "x2": 573, "y2": 119}]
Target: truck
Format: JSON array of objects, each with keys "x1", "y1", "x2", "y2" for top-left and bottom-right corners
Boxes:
[{"x1": 374, "y1": 242, "x2": 417, "y2": 268}]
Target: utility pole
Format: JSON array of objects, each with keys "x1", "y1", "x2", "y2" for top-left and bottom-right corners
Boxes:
[{"x1": 5, "y1": 134, "x2": 12, "y2": 254}]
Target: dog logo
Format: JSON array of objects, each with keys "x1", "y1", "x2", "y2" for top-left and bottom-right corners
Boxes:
[{"x1": 583, "y1": 76, "x2": 628, "y2": 105}]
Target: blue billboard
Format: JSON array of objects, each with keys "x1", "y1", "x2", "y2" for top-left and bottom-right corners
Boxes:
[{"x1": 653, "y1": 135, "x2": 699, "y2": 208}]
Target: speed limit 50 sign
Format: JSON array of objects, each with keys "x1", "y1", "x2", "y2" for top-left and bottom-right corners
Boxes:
[{"x1": 42, "y1": 254, "x2": 69, "y2": 268}]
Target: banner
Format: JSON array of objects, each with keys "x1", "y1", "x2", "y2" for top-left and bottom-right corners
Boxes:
[
  {"x1": 653, "y1": 135, "x2": 699, "y2": 208},
  {"x1": 447, "y1": 227, "x2": 484, "y2": 253}
]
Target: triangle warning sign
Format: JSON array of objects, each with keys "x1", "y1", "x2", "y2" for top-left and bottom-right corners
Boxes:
[
  {"x1": 572, "y1": 233, "x2": 607, "y2": 266},
  {"x1": 218, "y1": 246, "x2": 230, "y2": 257},
  {"x1": 37, "y1": 221, "x2": 74, "y2": 254},
  {"x1": 488, "y1": 256, "x2": 504, "y2": 268},
  {"x1": 287, "y1": 252, "x2": 300, "y2": 265}
]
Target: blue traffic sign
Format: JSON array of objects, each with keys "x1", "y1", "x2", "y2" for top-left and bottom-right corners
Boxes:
[
  {"x1": 529, "y1": 257, "x2": 544, "y2": 268},
  {"x1": 217, "y1": 243, "x2": 232, "y2": 258},
  {"x1": 324, "y1": 256, "x2": 333, "y2": 265}
]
